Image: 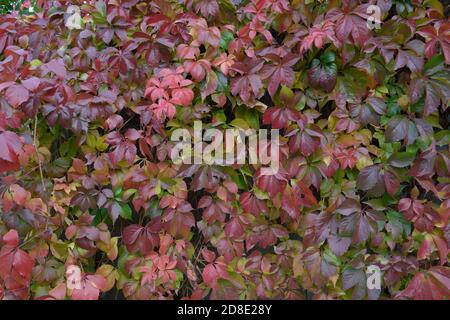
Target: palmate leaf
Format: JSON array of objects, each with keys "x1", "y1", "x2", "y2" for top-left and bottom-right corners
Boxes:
[
  {"x1": 298, "y1": 20, "x2": 339, "y2": 54},
  {"x1": 0, "y1": 230, "x2": 34, "y2": 299},
  {"x1": 385, "y1": 115, "x2": 433, "y2": 146},
  {"x1": 260, "y1": 53, "x2": 299, "y2": 97},
  {"x1": 417, "y1": 22, "x2": 450, "y2": 64},
  {"x1": 294, "y1": 247, "x2": 338, "y2": 289},
  {"x1": 230, "y1": 58, "x2": 265, "y2": 104},
  {"x1": 262, "y1": 106, "x2": 300, "y2": 129},
  {"x1": 356, "y1": 164, "x2": 400, "y2": 197},
  {"x1": 0, "y1": 0, "x2": 448, "y2": 301},
  {"x1": 394, "y1": 40, "x2": 424, "y2": 73},
  {"x1": 122, "y1": 220, "x2": 162, "y2": 255},
  {"x1": 351, "y1": 96, "x2": 386, "y2": 126},
  {"x1": 0, "y1": 130, "x2": 23, "y2": 173},
  {"x1": 398, "y1": 266, "x2": 450, "y2": 300},
  {"x1": 328, "y1": 235, "x2": 351, "y2": 256},
  {"x1": 71, "y1": 274, "x2": 108, "y2": 300},
  {"x1": 326, "y1": 2, "x2": 372, "y2": 46},
  {"x1": 339, "y1": 212, "x2": 372, "y2": 245},
  {"x1": 385, "y1": 115, "x2": 417, "y2": 144},
  {"x1": 288, "y1": 125, "x2": 323, "y2": 156},
  {"x1": 4, "y1": 83, "x2": 29, "y2": 107},
  {"x1": 386, "y1": 210, "x2": 411, "y2": 240},
  {"x1": 193, "y1": 0, "x2": 219, "y2": 18},
  {"x1": 255, "y1": 168, "x2": 288, "y2": 198},
  {"x1": 342, "y1": 266, "x2": 381, "y2": 300},
  {"x1": 331, "y1": 66, "x2": 374, "y2": 107},
  {"x1": 409, "y1": 55, "x2": 450, "y2": 116}
]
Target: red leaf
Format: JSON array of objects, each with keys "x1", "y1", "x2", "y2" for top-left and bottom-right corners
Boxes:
[
  {"x1": 202, "y1": 260, "x2": 228, "y2": 288},
  {"x1": 398, "y1": 266, "x2": 450, "y2": 300},
  {"x1": 356, "y1": 164, "x2": 384, "y2": 196},
  {"x1": 71, "y1": 274, "x2": 107, "y2": 300},
  {"x1": 230, "y1": 59, "x2": 264, "y2": 104},
  {"x1": 0, "y1": 230, "x2": 35, "y2": 293},
  {"x1": 150, "y1": 99, "x2": 176, "y2": 120},
  {"x1": 307, "y1": 52, "x2": 337, "y2": 93},
  {"x1": 2, "y1": 229, "x2": 20, "y2": 247},
  {"x1": 106, "y1": 115, "x2": 124, "y2": 130},
  {"x1": 201, "y1": 248, "x2": 216, "y2": 264},
  {"x1": 194, "y1": 0, "x2": 219, "y2": 17},
  {"x1": 384, "y1": 170, "x2": 400, "y2": 196},
  {"x1": 296, "y1": 181, "x2": 319, "y2": 207},
  {"x1": 299, "y1": 20, "x2": 339, "y2": 53},
  {"x1": 10, "y1": 184, "x2": 28, "y2": 206},
  {"x1": 398, "y1": 198, "x2": 440, "y2": 232},
  {"x1": 417, "y1": 22, "x2": 450, "y2": 64},
  {"x1": 432, "y1": 235, "x2": 448, "y2": 266},
  {"x1": 417, "y1": 235, "x2": 432, "y2": 261},
  {"x1": 0, "y1": 131, "x2": 23, "y2": 173},
  {"x1": 5, "y1": 84, "x2": 29, "y2": 108},
  {"x1": 240, "y1": 191, "x2": 268, "y2": 216},
  {"x1": 123, "y1": 221, "x2": 161, "y2": 255},
  {"x1": 170, "y1": 88, "x2": 194, "y2": 107},
  {"x1": 263, "y1": 107, "x2": 301, "y2": 129},
  {"x1": 336, "y1": 198, "x2": 361, "y2": 216},
  {"x1": 281, "y1": 185, "x2": 301, "y2": 219},
  {"x1": 224, "y1": 216, "x2": 246, "y2": 238},
  {"x1": 255, "y1": 168, "x2": 288, "y2": 198},
  {"x1": 327, "y1": 4, "x2": 372, "y2": 46},
  {"x1": 260, "y1": 53, "x2": 299, "y2": 97},
  {"x1": 41, "y1": 58, "x2": 67, "y2": 79}
]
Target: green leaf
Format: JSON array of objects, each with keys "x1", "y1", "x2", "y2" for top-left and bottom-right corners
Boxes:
[
  {"x1": 386, "y1": 210, "x2": 411, "y2": 240},
  {"x1": 435, "y1": 130, "x2": 450, "y2": 146},
  {"x1": 230, "y1": 118, "x2": 249, "y2": 130},
  {"x1": 143, "y1": 197, "x2": 162, "y2": 219},
  {"x1": 321, "y1": 51, "x2": 336, "y2": 64},
  {"x1": 220, "y1": 31, "x2": 234, "y2": 51},
  {"x1": 213, "y1": 109, "x2": 227, "y2": 124},
  {"x1": 216, "y1": 72, "x2": 229, "y2": 92},
  {"x1": 424, "y1": 0, "x2": 444, "y2": 15},
  {"x1": 222, "y1": 166, "x2": 247, "y2": 189},
  {"x1": 307, "y1": 52, "x2": 337, "y2": 93},
  {"x1": 323, "y1": 248, "x2": 340, "y2": 266},
  {"x1": 120, "y1": 204, "x2": 133, "y2": 220},
  {"x1": 424, "y1": 54, "x2": 445, "y2": 74},
  {"x1": 235, "y1": 106, "x2": 260, "y2": 129},
  {"x1": 59, "y1": 137, "x2": 77, "y2": 157},
  {"x1": 30, "y1": 59, "x2": 42, "y2": 68},
  {"x1": 92, "y1": 208, "x2": 108, "y2": 226},
  {"x1": 114, "y1": 187, "x2": 123, "y2": 199},
  {"x1": 336, "y1": 67, "x2": 372, "y2": 103},
  {"x1": 388, "y1": 151, "x2": 416, "y2": 168}
]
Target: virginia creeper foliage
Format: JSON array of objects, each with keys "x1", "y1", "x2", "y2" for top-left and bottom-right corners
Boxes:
[{"x1": 0, "y1": 0, "x2": 449, "y2": 300}]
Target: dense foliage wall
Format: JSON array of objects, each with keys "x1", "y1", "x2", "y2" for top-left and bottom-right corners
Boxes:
[{"x1": 0, "y1": 0, "x2": 449, "y2": 300}]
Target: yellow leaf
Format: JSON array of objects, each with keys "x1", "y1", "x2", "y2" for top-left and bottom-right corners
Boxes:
[
  {"x1": 96, "y1": 264, "x2": 117, "y2": 292},
  {"x1": 356, "y1": 156, "x2": 373, "y2": 170}
]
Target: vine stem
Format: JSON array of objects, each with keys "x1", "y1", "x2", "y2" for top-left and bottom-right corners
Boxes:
[
  {"x1": 19, "y1": 207, "x2": 51, "y2": 248},
  {"x1": 34, "y1": 114, "x2": 46, "y2": 193}
]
